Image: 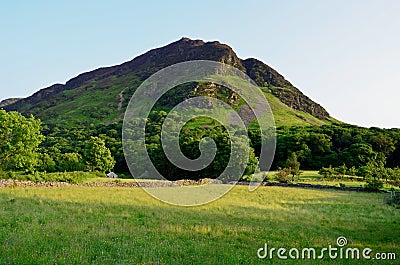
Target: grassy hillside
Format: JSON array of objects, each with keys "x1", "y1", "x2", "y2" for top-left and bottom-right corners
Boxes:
[
  {"x1": 11, "y1": 76, "x2": 332, "y2": 128},
  {"x1": 0, "y1": 185, "x2": 398, "y2": 264},
  {"x1": 263, "y1": 90, "x2": 333, "y2": 126},
  {"x1": 12, "y1": 73, "x2": 142, "y2": 127}
]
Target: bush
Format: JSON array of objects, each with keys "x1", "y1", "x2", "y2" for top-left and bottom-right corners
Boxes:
[
  {"x1": 334, "y1": 164, "x2": 347, "y2": 179},
  {"x1": 0, "y1": 171, "x2": 16, "y2": 180},
  {"x1": 364, "y1": 177, "x2": 384, "y2": 191},
  {"x1": 274, "y1": 168, "x2": 291, "y2": 183},
  {"x1": 388, "y1": 168, "x2": 400, "y2": 187},
  {"x1": 319, "y1": 166, "x2": 335, "y2": 179},
  {"x1": 347, "y1": 166, "x2": 357, "y2": 176}
]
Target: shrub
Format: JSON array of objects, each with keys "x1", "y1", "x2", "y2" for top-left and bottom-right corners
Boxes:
[
  {"x1": 364, "y1": 177, "x2": 384, "y2": 191},
  {"x1": 334, "y1": 164, "x2": 347, "y2": 179},
  {"x1": 274, "y1": 168, "x2": 291, "y2": 183},
  {"x1": 356, "y1": 166, "x2": 371, "y2": 179},
  {"x1": 319, "y1": 166, "x2": 335, "y2": 179},
  {"x1": 347, "y1": 166, "x2": 357, "y2": 176},
  {"x1": 0, "y1": 171, "x2": 15, "y2": 180},
  {"x1": 388, "y1": 168, "x2": 400, "y2": 187}
]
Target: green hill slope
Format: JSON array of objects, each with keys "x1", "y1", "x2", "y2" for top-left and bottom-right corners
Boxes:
[{"x1": 3, "y1": 38, "x2": 333, "y2": 127}]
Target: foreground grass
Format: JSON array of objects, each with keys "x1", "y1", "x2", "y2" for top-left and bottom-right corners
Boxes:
[{"x1": 0, "y1": 186, "x2": 399, "y2": 264}]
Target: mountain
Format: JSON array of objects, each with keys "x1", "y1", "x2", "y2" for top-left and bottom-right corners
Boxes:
[{"x1": 3, "y1": 37, "x2": 334, "y2": 127}]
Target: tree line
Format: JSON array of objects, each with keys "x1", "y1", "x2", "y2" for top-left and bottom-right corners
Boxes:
[
  {"x1": 265, "y1": 125, "x2": 400, "y2": 170},
  {"x1": 1, "y1": 109, "x2": 400, "y2": 185}
]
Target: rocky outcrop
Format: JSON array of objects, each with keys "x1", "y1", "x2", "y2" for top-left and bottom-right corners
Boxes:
[
  {"x1": 242, "y1": 58, "x2": 329, "y2": 119},
  {"x1": 0, "y1": 98, "x2": 23, "y2": 108}
]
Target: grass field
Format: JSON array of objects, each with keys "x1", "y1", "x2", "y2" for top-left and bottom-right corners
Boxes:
[
  {"x1": 81, "y1": 170, "x2": 400, "y2": 191},
  {"x1": 0, "y1": 185, "x2": 399, "y2": 264},
  {"x1": 263, "y1": 170, "x2": 400, "y2": 191}
]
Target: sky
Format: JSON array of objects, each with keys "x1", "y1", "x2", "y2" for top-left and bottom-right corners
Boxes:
[{"x1": 1, "y1": 0, "x2": 399, "y2": 128}]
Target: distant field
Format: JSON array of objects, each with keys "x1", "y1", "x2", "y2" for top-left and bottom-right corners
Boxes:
[
  {"x1": 0, "y1": 185, "x2": 399, "y2": 264},
  {"x1": 96, "y1": 170, "x2": 395, "y2": 191},
  {"x1": 264, "y1": 170, "x2": 400, "y2": 191}
]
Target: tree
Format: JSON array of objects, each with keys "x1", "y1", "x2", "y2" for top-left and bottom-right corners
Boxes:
[
  {"x1": 387, "y1": 144, "x2": 400, "y2": 168},
  {"x1": 369, "y1": 133, "x2": 395, "y2": 157},
  {"x1": 341, "y1": 143, "x2": 378, "y2": 168},
  {"x1": 37, "y1": 153, "x2": 56, "y2": 172},
  {"x1": 286, "y1": 152, "x2": 300, "y2": 181},
  {"x1": 58, "y1": 152, "x2": 84, "y2": 172},
  {"x1": 0, "y1": 110, "x2": 44, "y2": 172},
  {"x1": 84, "y1": 136, "x2": 115, "y2": 172},
  {"x1": 244, "y1": 147, "x2": 259, "y2": 176},
  {"x1": 364, "y1": 164, "x2": 385, "y2": 191}
]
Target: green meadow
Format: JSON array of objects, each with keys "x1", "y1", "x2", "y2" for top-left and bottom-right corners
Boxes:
[{"x1": 1, "y1": 185, "x2": 399, "y2": 264}]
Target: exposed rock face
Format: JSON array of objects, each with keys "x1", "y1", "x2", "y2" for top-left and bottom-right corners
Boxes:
[
  {"x1": 0, "y1": 98, "x2": 23, "y2": 108},
  {"x1": 242, "y1": 58, "x2": 329, "y2": 119}
]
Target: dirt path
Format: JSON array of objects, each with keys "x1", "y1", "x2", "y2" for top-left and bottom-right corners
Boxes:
[
  {"x1": 118, "y1": 88, "x2": 126, "y2": 111},
  {"x1": 104, "y1": 88, "x2": 127, "y2": 125}
]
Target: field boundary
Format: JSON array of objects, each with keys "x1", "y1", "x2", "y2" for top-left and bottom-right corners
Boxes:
[
  {"x1": 237, "y1": 181, "x2": 389, "y2": 193},
  {"x1": 0, "y1": 178, "x2": 392, "y2": 193}
]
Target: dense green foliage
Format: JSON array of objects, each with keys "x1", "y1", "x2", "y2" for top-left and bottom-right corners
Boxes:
[
  {"x1": 83, "y1": 136, "x2": 115, "y2": 172},
  {"x1": 267, "y1": 124, "x2": 400, "y2": 170},
  {"x1": 0, "y1": 110, "x2": 117, "y2": 174},
  {"x1": 0, "y1": 110, "x2": 43, "y2": 172},
  {"x1": 2, "y1": 107, "x2": 400, "y2": 187},
  {"x1": 26, "y1": 111, "x2": 400, "y2": 186},
  {"x1": 39, "y1": 122, "x2": 124, "y2": 173},
  {"x1": 124, "y1": 111, "x2": 259, "y2": 181}
]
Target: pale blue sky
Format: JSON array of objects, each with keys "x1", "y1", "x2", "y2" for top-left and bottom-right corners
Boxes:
[{"x1": 1, "y1": 0, "x2": 399, "y2": 128}]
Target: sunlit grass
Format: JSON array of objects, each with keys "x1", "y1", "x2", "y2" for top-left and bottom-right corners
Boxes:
[{"x1": 0, "y1": 185, "x2": 399, "y2": 264}]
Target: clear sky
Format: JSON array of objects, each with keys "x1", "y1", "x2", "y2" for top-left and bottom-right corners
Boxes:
[{"x1": 1, "y1": 0, "x2": 399, "y2": 128}]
